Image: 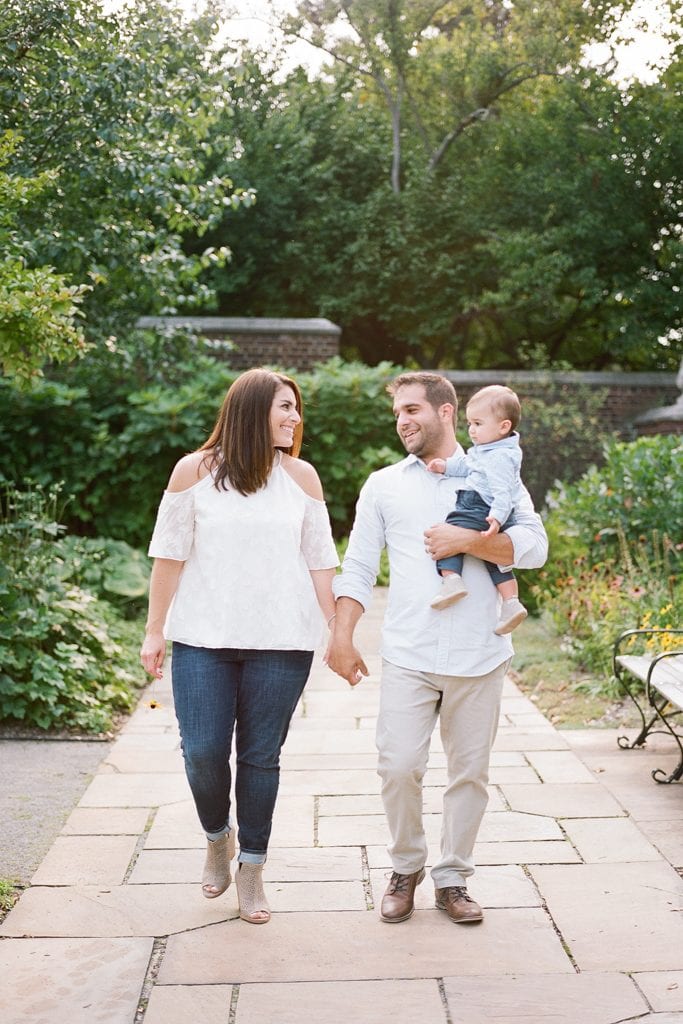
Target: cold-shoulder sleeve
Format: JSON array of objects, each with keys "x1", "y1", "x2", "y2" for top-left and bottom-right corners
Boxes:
[
  {"x1": 147, "y1": 489, "x2": 195, "y2": 561},
  {"x1": 301, "y1": 496, "x2": 339, "y2": 570}
]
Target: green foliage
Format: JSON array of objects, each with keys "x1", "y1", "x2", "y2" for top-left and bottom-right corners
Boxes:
[
  {"x1": 0, "y1": 132, "x2": 89, "y2": 382},
  {"x1": 530, "y1": 435, "x2": 683, "y2": 688},
  {"x1": 546, "y1": 435, "x2": 683, "y2": 562},
  {"x1": 0, "y1": 0, "x2": 251, "y2": 345},
  {"x1": 0, "y1": 484, "x2": 144, "y2": 732},
  {"x1": 538, "y1": 532, "x2": 682, "y2": 687},
  {"x1": 203, "y1": 12, "x2": 681, "y2": 371},
  {"x1": 298, "y1": 358, "x2": 404, "y2": 534},
  {"x1": 0, "y1": 340, "x2": 238, "y2": 546}
]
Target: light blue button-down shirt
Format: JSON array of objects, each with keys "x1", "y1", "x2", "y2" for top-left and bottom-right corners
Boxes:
[{"x1": 333, "y1": 451, "x2": 548, "y2": 677}]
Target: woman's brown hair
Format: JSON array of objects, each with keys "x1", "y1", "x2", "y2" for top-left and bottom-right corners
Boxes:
[{"x1": 200, "y1": 368, "x2": 304, "y2": 494}]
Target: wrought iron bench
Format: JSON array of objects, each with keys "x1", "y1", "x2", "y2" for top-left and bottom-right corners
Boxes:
[{"x1": 614, "y1": 628, "x2": 683, "y2": 783}]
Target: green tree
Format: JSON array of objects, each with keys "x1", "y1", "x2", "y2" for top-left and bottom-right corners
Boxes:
[
  {"x1": 282, "y1": 0, "x2": 637, "y2": 192},
  {"x1": 201, "y1": 19, "x2": 681, "y2": 370},
  {"x1": 0, "y1": 0, "x2": 252, "y2": 342},
  {"x1": 0, "y1": 132, "x2": 88, "y2": 382}
]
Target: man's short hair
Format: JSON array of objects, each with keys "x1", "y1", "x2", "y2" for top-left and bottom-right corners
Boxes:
[{"x1": 387, "y1": 371, "x2": 458, "y2": 417}]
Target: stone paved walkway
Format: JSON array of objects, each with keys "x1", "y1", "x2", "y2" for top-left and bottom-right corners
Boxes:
[{"x1": 2, "y1": 589, "x2": 683, "y2": 1024}]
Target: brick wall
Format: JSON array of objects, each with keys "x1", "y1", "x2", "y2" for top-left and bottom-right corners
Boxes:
[
  {"x1": 136, "y1": 316, "x2": 340, "y2": 372},
  {"x1": 440, "y1": 369, "x2": 679, "y2": 439}
]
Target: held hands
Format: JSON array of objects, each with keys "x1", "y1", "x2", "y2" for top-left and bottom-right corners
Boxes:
[
  {"x1": 426, "y1": 458, "x2": 446, "y2": 474},
  {"x1": 482, "y1": 516, "x2": 501, "y2": 538},
  {"x1": 140, "y1": 632, "x2": 166, "y2": 679},
  {"x1": 324, "y1": 636, "x2": 369, "y2": 688}
]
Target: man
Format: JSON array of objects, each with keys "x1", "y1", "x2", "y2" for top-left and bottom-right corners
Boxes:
[{"x1": 327, "y1": 372, "x2": 548, "y2": 925}]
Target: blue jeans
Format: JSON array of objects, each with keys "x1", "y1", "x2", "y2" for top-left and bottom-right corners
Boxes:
[
  {"x1": 171, "y1": 643, "x2": 313, "y2": 864},
  {"x1": 437, "y1": 490, "x2": 515, "y2": 585}
]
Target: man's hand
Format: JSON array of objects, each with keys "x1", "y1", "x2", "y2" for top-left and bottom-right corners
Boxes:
[
  {"x1": 482, "y1": 516, "x2": 501, "y2": 537},
  {"x1": 325, "y1": 636, "x2": 369, "y2": 687},
  {"x1": 424, "y1": 523, "x2": 474, "y2": 560},
  {"x1": 425, "y1": 522, "x2": 514, "y2": 565}
]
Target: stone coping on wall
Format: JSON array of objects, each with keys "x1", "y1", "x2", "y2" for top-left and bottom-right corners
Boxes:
[
  {"x1": 441, "y1": 369, "x2": 677, "y2": 387},
  {"x1": 136, "y1": 316, "x2": 342, "y2": 337}
]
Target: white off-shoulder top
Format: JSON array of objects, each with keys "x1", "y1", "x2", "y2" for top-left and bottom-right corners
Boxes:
[{"x1": 148, "y1": 460, "x2": 339, "y2": 651}]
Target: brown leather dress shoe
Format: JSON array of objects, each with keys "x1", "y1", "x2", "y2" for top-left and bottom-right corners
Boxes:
[
  {"x1": 380, "y1": 868, "x2": 426, "y2": 923},
  {"x1": 435, "y1": 885, "x2": 483, "y2": 924}
]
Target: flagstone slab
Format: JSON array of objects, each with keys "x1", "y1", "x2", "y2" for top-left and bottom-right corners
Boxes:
[
  {"x1": 0, "y1": 936, "x2": 153, "y2": 1024},
  {"x1": 157, "y1": 908, "x2": 572, "y2": 984},
  {"x1": 637, "y1": 820, "x2": 683, "y2": 867},
  {"x1": 61, "y1": 807, "x2": 150, "y2": 835},
  {"x1": 303, "y1": 692, "x2": 381, "y2": 718},
  {"x1": 505, "y1": 711, "x2": 557, "y2": 728},
  {"x1": 266, "y1": 880, "x2": 367, "y2": 912},
  {"x1": 370, "y1": 864, "x2": 541, "y2": 910},
  {"x1": 488, "y1": 765, "x2": 541, "y2": 784},
  {"x1": 282, "y1": 730, "x2": 381, "y2": 755},
  {"x1": 561, "y1": 817, "x2": 663, "y2": 863},
  {"x1": 129, "y1": 847, "x2": 205, "y2": 884},
  {"x1": 290, "y1": 716, "x2": 360, "y2": 730},
  {"x1": 525, "y1": 750, "x2": 598, "y2": 784},
  {"x1": 31, "y1": 835, "x2": 138, "y2": 886},
  {"x1": 494, "y1": 732, "x2": 569, "y2": 751},
  {"x1": 144, "y1": 985, "x2": 233, "y2": 1024},
  {"x1": 529, "y1": 861, "x2": 683, "y2": 971},
  {"x1": 234, "y1": 979, "x2": 446, "y2": 1024},
  {"x1": 98, "y1": 748, "x2": 185, "y2": 774},
  {"x1": 474, "y1": 841, "x2": 581, "y2": 865},
  {"x1": 501, "y1": 784, "x2": 625, "y2": 818},
  {"x1": 441, "y1": 972, "x2": 647, "y2": 1024},
  {"x1": 144, "y1": 801, "x2": 204, "y2": 848},
  {"x1": 618, "y1": 1016, "x2": 683, "y2": 1024},
  {"x1": 131, "y1": 846, "x2": 364, "y2": 885},
  {"x1": 365, "y1": 840, "x2": 581, "y2": 868},
  {"x1": 114, "y1": 733, "x2": 180, "y2": 750},
  {"x1": 633, "y1": 971, "x2": 683, "y2": 1011},
  {"x1": 269, "y1": 795, "x2": 315, "y2": 846},
  {"x1": 317, "y1": 812, "x2": 392, "y2": 846},
  {"x1": 78, "y1": 773, "x2": 191, "y2": 808},
  {"x1": 0, "y1": 884, "x2": 238, "y2": 937},
  {"x1": 281, "y1": 753, "x2": 381, "y2": 770},
  {"x1": 278, "y1": 768, "x2": 381, "y2": 796},
  {"x1": 478, "y1": 811, "x2": 562, "y2": 843}
]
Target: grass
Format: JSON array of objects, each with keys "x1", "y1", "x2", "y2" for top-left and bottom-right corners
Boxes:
[
  {"x1": 510, "y1": 614, "x2": 641, "y2": 730},
  {"x1": 0, "y1": 877, "x2": 19, "y2": 916}
]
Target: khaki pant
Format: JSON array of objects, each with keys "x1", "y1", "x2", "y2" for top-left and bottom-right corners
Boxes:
[{"x1": 376, "y1": 658, "x2": 508, "y2": 888}]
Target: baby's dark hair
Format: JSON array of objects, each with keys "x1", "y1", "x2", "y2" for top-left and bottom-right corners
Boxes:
[{"x1": 467, "y1": 385, "x2": 521, "y2": 432}]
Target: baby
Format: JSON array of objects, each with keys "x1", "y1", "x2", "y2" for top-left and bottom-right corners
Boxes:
[{"x1": 427, "y1": 384, "x2": 528, "y2": 635}]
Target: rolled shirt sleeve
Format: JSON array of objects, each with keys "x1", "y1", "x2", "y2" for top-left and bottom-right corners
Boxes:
[
  {"x1": 500, "y1": 487, "x2": 548, "y2": 572},
  {"x1": 147, "y1": 490, "x2": 195, "y2": 561}
]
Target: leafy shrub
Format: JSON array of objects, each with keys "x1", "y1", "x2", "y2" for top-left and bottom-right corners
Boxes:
[
  {"x1": 530, "y1": 435, "x2": 683, "y2": 689},
  {"x1": 538, "y1": 529, "x2": 682, "y2": 688},
  {"x1": 299, "y1": 358, "x2": 403, "y2": 535},
  {"x1": 0, "y1": 485, "x2": 143, "y2": 732},
  {"x1": 546, "y1": 435, "x2": 683, "y2": 560},
  {"x1": 515, "y1": 384, "x2": 610, "y2": 509}
]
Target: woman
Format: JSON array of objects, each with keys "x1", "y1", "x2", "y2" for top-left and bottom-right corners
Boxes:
[{"x1": 140, "y1": 368, "x2": 338, "y2": 924}]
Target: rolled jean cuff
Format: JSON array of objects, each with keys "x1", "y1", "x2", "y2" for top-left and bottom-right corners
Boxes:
[
  {"x1": 238, "y1": 849, "x2": 267, "y2": 865},
  {"x1": 205, "y1": 820, "x2": 234, "y2": 843}
]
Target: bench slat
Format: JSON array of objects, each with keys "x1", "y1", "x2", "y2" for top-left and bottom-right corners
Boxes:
[{"x1": 616, "y1": 654, "x2": 683, "y2": 707}]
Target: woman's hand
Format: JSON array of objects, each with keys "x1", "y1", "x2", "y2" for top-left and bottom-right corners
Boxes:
[{"x1": 140, "y1": 631, "x2": 167, "y2": 679}]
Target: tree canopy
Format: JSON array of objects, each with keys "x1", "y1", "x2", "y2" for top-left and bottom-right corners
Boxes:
[
  {"x1": 0, "y1": 0, "x2": 252, "y2": 378},
  {"x1": 200, "y1": 0, "x2": 681, "y2": 370}
]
